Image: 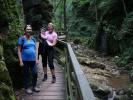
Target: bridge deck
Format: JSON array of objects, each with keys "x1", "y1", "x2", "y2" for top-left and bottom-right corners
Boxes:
[{"x1": 23, "y1": 60, "x2": 66, "y2": 100}]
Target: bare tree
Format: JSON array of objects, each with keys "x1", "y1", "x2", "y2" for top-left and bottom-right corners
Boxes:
[{"x1": 121, "y1": 0, "x2": 127, "y2": 17}]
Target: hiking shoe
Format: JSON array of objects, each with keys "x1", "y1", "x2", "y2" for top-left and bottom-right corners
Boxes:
[
  {"x1": 42, "y1": 74, "x2": 47, "y2": 81},
  {"x1": 25, "y1": 88, "x2": 33, "y2": 94},
  {"x1": 33, "y1": 87, "x2": 40, "y2": 92},
  {"x1": 51, "y1": 77, "x2": 56, "y2": 83}
]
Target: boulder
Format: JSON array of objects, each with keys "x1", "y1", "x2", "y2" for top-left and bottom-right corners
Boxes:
[{"x1": 77, "y1": 56, "x2": 106, "y2": 69}]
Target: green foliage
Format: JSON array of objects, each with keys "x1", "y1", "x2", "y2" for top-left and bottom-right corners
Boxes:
[
  {"x1": 0, "y1": 61, "x2": 12, "y2": 87},
  {"x1": 87, "y1": 34, "x2": 96, "y2": 48},
  {"x1": 115, "y1": 47, "x2": 133, "y2": 69},
  {"x1": 52, "y1": 0, "x2": 133, "y2": 75},
  {"x1": 113, "y1": 12, "x2": 133, "y2": 73},
  {"x1": 73, "y1": 38, "x2": 82, "y2": 44},
  {"x1": 100, "y1": 0, "x2": 126, "y2": 25},
  {"x1": 117, "y1": 12, "x2": 133, "y2": 41},
  {"x1": 80, "y1": 0, "x2": 90, "y2": 5},
  {"x1": 52, "y1": 0, "x2": 65, "y2": 30},
  {"x1": 0, "y1": 82, "x2": 15, "y2": 100}
]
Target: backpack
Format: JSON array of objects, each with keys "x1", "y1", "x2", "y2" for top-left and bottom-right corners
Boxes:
[
  {"x1": 38, "y1": 33, "x2": 48, "y2": 55},
  {"x1": 38, "y1": 40, "x2": 46, "y2": 55}
]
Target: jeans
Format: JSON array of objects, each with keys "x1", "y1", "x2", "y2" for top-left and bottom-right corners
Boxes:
[{"x1": 23, "y1": 61, "x2": 37, "y2": 89}]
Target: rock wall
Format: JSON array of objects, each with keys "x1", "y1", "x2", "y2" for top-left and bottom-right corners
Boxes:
[
  {"x1": 0, "y1": 44, "x2": 15, "y2": 100},
  {"x1": 22, "y1": 0, "x2": 53, "y2": 30},
  {"x1": 0, "y1": 0, "x2": 24, "y2": 89}
]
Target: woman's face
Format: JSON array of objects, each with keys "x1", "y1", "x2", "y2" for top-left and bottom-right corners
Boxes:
[
  {"x1": 48, "y1": 25, "x2": 53, "y2": 33},
  {"x1": 26, "y1": 26, "x2": 33, "y2": 35},
  {"x1": 26, "y1": 26, "x2": 32, "y2": 32}
]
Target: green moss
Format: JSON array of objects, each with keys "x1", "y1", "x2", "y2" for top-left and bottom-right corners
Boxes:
[
  {"x1": 0, "y1": 45, "x2": 3, "y2": 60},
  {"x1": 0, "y1": 82, "x2": 15, "y2": 100},
  {"x1": 0, "y1": 59, "x2": 15, "y2": 99}
]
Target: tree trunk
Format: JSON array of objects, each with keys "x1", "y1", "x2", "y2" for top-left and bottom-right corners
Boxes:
[
  {"x1": 121, "y1": 0, "x2": 127, "y2": 17},
  {"x1": 64, "y1": 0, "x2": 67, "y2": 38},
  {"x1": 94, "y1": 0, "x2": 98, "y2": 21}
]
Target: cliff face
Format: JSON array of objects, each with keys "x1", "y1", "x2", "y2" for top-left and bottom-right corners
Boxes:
[
  {"x1": 22, "y1": 0, "x2": 53, "y2": 30},
  {"x1": 0, "y1": 0, "x2": 24, "y2": 99},
  {"x1": 0, "y1": 43, "x2": 15, "y2": 100},
  {"x1": 0, "y1": 0, "x2": 24, "y2": 89}
]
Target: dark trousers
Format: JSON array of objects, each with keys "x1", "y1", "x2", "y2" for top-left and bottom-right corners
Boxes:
[
  {"x1": 42, "y1": 45, "x2": 54, "y2": 69},
  {"x1": 23, "y1": 61, "x2": 37, "y2": 89}
]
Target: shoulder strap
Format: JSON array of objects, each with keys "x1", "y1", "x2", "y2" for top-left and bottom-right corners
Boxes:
[
  {"x1": 19, "y1": 36, "x2": 25, "y2": 51},
  {"x1": 21, "y1": 36, "x2": 25, "y2": 45},
  {"x1": 31, "y1": 37, "x2": 36, "y2": 43}
]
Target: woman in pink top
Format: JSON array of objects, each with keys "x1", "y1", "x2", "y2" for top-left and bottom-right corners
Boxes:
[{"x1": 40, "y1": 23, "x2": 57, "y2": 83}]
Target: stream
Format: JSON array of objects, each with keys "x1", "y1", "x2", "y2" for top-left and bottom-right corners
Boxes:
[
  {"x1": 107, "y1": 74, "x2": 131, "y2": 100},
  {"x1": 108, "y1": 74, "x2": 130, "y2": 90}
]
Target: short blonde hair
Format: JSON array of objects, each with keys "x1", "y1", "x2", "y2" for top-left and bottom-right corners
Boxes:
[{"x1": 48, "y1": 22, "x2": 54, "y2": 29}]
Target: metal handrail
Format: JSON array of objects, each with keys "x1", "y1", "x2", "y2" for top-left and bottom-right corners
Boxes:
[{"x1": 55, "y1": 40, "x2": 95, "y2": 100}]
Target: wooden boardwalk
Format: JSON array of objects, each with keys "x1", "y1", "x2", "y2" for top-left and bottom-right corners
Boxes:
[{"x1": 23, "y1": 59, "x2": 66, "y2": 100}]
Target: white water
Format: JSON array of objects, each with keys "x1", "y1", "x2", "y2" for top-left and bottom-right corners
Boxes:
[{"x1": 108, "y1": 90, "x2": 116, "y2": 100}]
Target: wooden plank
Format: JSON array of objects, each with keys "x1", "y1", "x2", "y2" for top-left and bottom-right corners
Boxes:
[
  {"x1": 33, "y1": 91, "x2": 65, "y2": 96},
  {"x1": 25, "y1": 95, "x2": 64, "y2": 100},
  {"x1": 40, "y1": 83, "x2": 64, "y2": 87}
]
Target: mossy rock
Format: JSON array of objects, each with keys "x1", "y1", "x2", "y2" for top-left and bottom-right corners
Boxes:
[
  {"x1": 77, "y1": 56, "x2": 106, "y2": 69},
  {"x1": 73, "y1": 38, "x2": 82, "y2": 44},
  {"x1": 0, "y1": 61, "x2": 12, "y2": 86},
  {"x1": 0, "y1": 61, "x2": 16, "y2": 100},
  {"x1": 0, "y1": 45, "x2": 3, "y2": 60},
  {"x1": 3, "y1": 36, "x2": 23, "y2": 88},
  {"x1": 0, "y1": 82, "x2": 15, "y2": 100}
]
